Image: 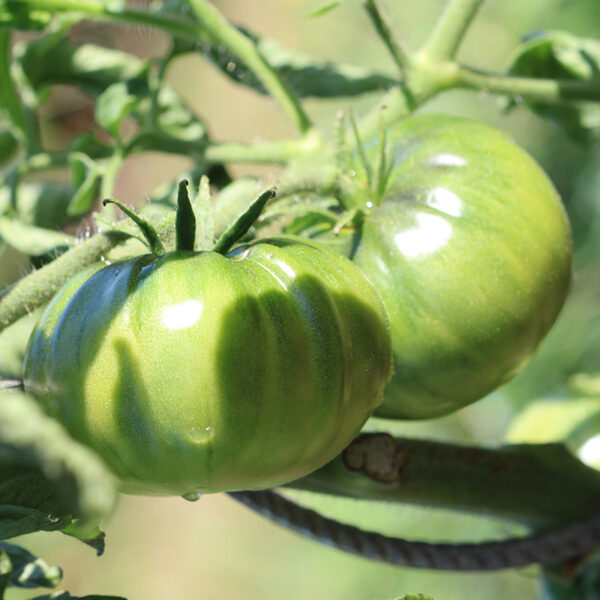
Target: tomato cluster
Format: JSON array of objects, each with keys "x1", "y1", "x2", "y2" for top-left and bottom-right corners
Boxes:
[{"x1": 23, "y1": 115, "x2": 572, "y2": 495}]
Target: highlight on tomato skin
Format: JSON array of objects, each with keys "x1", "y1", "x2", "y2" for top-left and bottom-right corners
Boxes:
[
  {"x1": 23, "y1": 236, "x2": 392, "y2": 497},
  {"x1": 341, "y1": 114, "x2": 573, "y2": 419}
]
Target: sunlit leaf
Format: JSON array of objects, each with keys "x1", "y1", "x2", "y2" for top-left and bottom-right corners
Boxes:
[
  {"x1": 95, "y1": 79, "x2": 145, "y2": 138},
  {"x1": 202, "y1": 26, "x2": 395, "y2": 98},
  {"x1": 0, "y1": 181, "x2": 75, "y2": 229},
  {"x1": 505, "y1": 31, "x2": 600, "y2": 142},
  {"x1": 0, "y1": 541, "x2": 62, "y2": 589},
  {"x1": 68, "y1": 153, "x2": 101, "y2": 217},
  {"x1": 0, "y1": 391, "x2": 117, "y2": 540},
  {"x1": 0, "y1": 217, "x2": 74, "y2": 256},
  {"x1": 18, "y1": 36, "x2": 148, "y2": 97},
  {"x1": 0, "y1": 2, "x2": 51, "y2": 31}
]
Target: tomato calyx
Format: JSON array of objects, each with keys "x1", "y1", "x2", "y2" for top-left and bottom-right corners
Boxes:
[
  {"x1": 213, "y1": 188, "x2": 275, "y2": 255},
  {"x1": 103, "y1": 180, "x2": 276, "y2": 258},
  {"x1": 102, "y1": 197, "x2": 166, "y2": 256},
  {"x1": 334, "y1": 109, "x2": 394, "y2": 215}
]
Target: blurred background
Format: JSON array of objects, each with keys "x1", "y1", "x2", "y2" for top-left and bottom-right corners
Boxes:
[{"x1": 4, "y1": 0, "x2": 600, "y2": 598}]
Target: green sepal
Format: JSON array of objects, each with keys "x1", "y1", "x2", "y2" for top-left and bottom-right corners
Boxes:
[
  {"x1": 213, "y1": 189, "x2": 275, "y2": 255},
  {"x1": 102, "y1": 199, "x2": 165, "y2": 256},
  {"x1": 348, "y1": 110, "x2": 373, "y2": 188},
  {"x1": 175, "y1": 180, "x2": 196, "y2": 252}
]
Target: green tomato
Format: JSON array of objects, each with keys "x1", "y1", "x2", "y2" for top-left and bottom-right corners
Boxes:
[
  {"x1": 24, "y1": 237, "x2": 391, "y2": 496},
  {"x1": 348, "y1": 114, "x2": 572, "y2": 419}
]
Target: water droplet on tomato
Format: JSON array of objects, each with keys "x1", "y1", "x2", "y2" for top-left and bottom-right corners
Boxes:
[
  {"x1": 182, "y1": 491, "x2": 202, "y2": 502},
  {"x1": 185, "y1": 425, "x2": 214, "y2": 444}
]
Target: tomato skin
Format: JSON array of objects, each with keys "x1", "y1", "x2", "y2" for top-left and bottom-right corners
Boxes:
[
  {"x1": 24, "y1": 237, "x2": 391, "y2": 495},
  {"x1": 349, "y1": 115, "x2": 572, "y2": 419}
]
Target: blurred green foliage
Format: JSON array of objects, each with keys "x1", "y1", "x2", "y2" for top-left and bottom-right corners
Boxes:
[{"x1": 2, "y1": 0, "x2": 600, "y2": 599}]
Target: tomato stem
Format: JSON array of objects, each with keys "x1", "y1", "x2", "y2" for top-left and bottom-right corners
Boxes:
[
  {"x1": 213, "y1": 189, "x2": 276, "y2": 255},
  {"x1": 102, "y1": 199, "x2": 165, "y2": 256},
  {"x1": 175, "y1": 180, "x2": 196, "y2": 253}
]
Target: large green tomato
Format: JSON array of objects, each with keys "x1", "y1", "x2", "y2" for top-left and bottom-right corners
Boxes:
[
  {"x1": 347, "y1": 114, "x2": 572, "y2": 419},
  {"x1": 24, "y1": 237, "x2": 391, "y2": 496}
]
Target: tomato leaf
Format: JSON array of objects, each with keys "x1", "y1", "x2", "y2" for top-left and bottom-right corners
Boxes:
[
  {"x1": 95, "y1": 80, "x2": 145, "y2": 138},
  {"x1": 0, "y1": 181, "x2": 74, "y2": 229},
  {"x1": 0, "y1": 1, "x2": 51, "y2": 31},
  {"x1": 0, "y1": 217, "x2": 74, "y2": 256},
  {"x1": 68, "y1": 153, "x2": 101, "y2": 217},
  {"x1": 505, "y1": 31, "x2": 600, "y2": 142},
  {"x1": 61, "y1": 522, "x2": 105, "y2": 556},
  {"x1": 0, "y1": 541, "x2": 62, "y2": 589},
  {"x1": 0, "y1": 128, "x2": 18, "y2": 167},
  {"x1": 0, "y1": 550, "x2": 10, "y2": 597},
  {"x1": 154, "y1": 87, "x2": 206, "y2": 145},
  {"x1": 18, "y1": 35, "x2": 148, "y2": 97},
  {"x1": 0, "y1": 391, "x2": 117, "y2": 540},
  {"x1": 201, "y1": 26, "x2": 396, "y2": 98}
]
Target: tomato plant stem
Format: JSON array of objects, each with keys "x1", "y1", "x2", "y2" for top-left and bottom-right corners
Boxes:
[
  {"x1": 0, "y1": 32, "x2": 37, "y2": 153},
  {"x1": 0, "y1": 231, "x2": 129, "y2": 332},
  {"x1": 287, "y1": 433, "x2": 600, "y2": 530},
  {"x1": 455, "y1": 67, "x2": 600, "y2": 103},
  {"x1": 186, "y1": 0, "x2": 314, "y2": 137},
  {"x1": 363, "y1": 0, "x2": 410, "y2": 73},
  {"x1": 420, "y1": 0, "x2": 486, "y2": 61}
]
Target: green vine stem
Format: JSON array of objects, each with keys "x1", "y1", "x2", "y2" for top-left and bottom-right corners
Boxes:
[
  {"x1": 286, "y1": 433, "x2": 600, "y2": 530},
  {"x1": 455, "y1": 67, "x2": 600, "y2": 102},
  {"x1": 185, "y1": 0, "x2": 314, "y2": 136},
  {"x1": 7, "y1": 137, "x2": 305, "y2": 186},
  {"x1": 419, "y1": 0, "x2": 486, "y2": 61},
  {"x1": 5, "y1": 0, "x2": 202, "y2": 38},
  {"x1": 363, "y1": 0, "x2": 410, "y2": 73},
  {"x1": 0, "y1": 231, "x2": 129, "y2": 331},
  {"x1": 0, "y1": 32, "x2": 37, "y2": 153}
]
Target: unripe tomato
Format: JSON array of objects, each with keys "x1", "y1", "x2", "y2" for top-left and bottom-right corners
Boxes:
[
  {"x1": 24, "y1": 237, "x2": 391, "y2": 496},
  {"x1": 348, "y1": 115, "x2": 572, "y2": 419}
]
